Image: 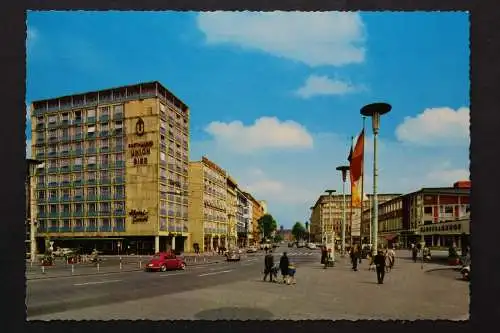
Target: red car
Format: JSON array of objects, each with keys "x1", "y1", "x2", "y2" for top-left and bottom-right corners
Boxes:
[{"x1": 144, "y1": 252, "x2": 186, "y2": 272}]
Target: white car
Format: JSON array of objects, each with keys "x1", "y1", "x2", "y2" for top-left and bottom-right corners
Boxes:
[{"x1": 307, "y1": 243, "x2": 317, "y2": 249}]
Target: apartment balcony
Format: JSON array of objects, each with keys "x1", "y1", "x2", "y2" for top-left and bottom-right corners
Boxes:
[
  {"x1": 100, "y1": 178, "x2": 111, "y2": 185},
  {"x1": 60, "y1": 166, "x2": 71, "y2": 173},
  {"x1": 59, "y1": 151, "x2": 70, "y2": 158},
  {"x1": 86, "y1": 134, "x2": 96, "y2": 140},
  {"x1": 114, "y1": 209, "x2": 125, "y2": 216},
  {"x1": 35, "y1": 138, "x2": 45, "y2": 146},
  {"x1": 86, "y1": 147, "x2": 97, "y2": 154},
  {"x1": 88, "y1": 211, "x2": 99, "y2": 217},
  {"x1": 73, "y1": 149, "x2": 84, "y2": 156},
  {"x1": 100, "y1": 225, "x2": 112, "y2": 232},
  {"x1": 113, "y1": 224, "x2": 125, "y2": 232},
  {"x1": 74, "y1": 118, "x2": 83, "y2": 125},
  {"x1": 74, "y1": 133, "x2": 83, "y2": 141},
  {"x1": 48, "y1": 212, "x2": 59, "y2": 218},
  {"x1": 100, "y1": 194, "x2": 112, "y2": 201},
  {"x1": 112, "y1": 129, "x2": 124, "y2": 136},
  {"x1": 61, "y1": 119, "x2": 70, "y2": 127},
  {"x1": 61, "y1": 195, "x2": 71, "y2": 202},
  {"x1": 73, "y1": 225, "x2": 85, "y2": 232},
  {"x1": 114, "y1": 145, "x2": 124, "y2": 152},
  {"x1": 37, "y1": 225, "x2": 47, "y2": 233},
  {"x1": 86, "y1": 117, "x2": 96, "y2": 124},
  {"x1": 100, "y1": 210, "x2": 112, "y2": 216},
  {"x1": 113, "y1": 176, "x2": 125, "y2": 184},
  {"x1": 73, "y1": 180, "x2": 83, "y2": 187},
  {"x1": 86, "y1": 225, "x2": 98, "y2": 232},
  {"x1": 99, "y1": 115, "x2": 110, "y2": 122},
  {"x1": 100, "y1": 146, "x2": 110, "y2": 153},
  {"x1": 72, "y1": 211, "x2": 84, "y2": 217},
  {"x1": 35, "y1": 152, "x2": 45, "y2": 159},
  {"x1": 72, "y1": 165, "x2": 83, "y2": 172},
  {"x1": 47, "y1": 197, "x2": 58, "y2": 203},
  {"x1": 115, "y1": 161, "x2": 125, "y2": 168},
  {"x1": 37, "y1": 197, "x2": 46, "y2": 203},
  {"x1": 48, "y1": 167, "x2": 58, "y2": 174},
  {"x1": 99, "y1": 130, "x2": 110, "y2": 138},
  {"x1": 48, "y1": 226, "x2": 59, "y2": 232},
  {"x1": 87, "y1": 164, "x2": 97, "y2": 171},
  {"x1": 73, "y1": 195, "x2": 84, "y2": 201},
  {"x1": 37, "y1": 212, "x2": 47, "y2": 218},
  {"x1": 114, "y1": 193, "x2": 125, "y2": 200},
  {"x1": 100, "y1": 163, "x2": 110, "y2": 170},
  {"x1": 48, "y1": 136, "x2": 58, "y2": 143},
  {"x1": 35, "y1": 123, "x2": 45, "y2": 131},
  {"x1": 61, "y1": 135, "x2": 71, "y2": 143},
  {"x1": 113, "y1": 113, "x2": 123, "y2": 120},
  {"x1": 60, "y1": 211, "x2": 72, "y2": 218},
  {"x1": 87, "y1": 195, "x2": 98, "y2": 201},
  {"x1": 47, "y1": 123, "x2": 58, "y2": 129},
  {"x1": 160, "y1": 208, "x2": 167, "y2": 216},
  {"x1": 47, "y1": 151, "x2": 57, "y2": 158}
]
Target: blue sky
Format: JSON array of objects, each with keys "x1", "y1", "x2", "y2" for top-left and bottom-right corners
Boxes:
[{"x1": 26, "y1": 11, "x2": 470, "y2": 229}]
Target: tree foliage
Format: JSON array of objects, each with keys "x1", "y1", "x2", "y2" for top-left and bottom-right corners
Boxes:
[
  {"x1": 257, "y1": 214, "x2": 278, "y2": 239},
  {"x1": 291, "y1": 222, "x2": 307, "y2": 241}
]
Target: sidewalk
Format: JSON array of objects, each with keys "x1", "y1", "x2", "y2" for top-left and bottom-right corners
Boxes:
[{"x1": 32, "y1": 252, "x2": 469, "y2": 320}]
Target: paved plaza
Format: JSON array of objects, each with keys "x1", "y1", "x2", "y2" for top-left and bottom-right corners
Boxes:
[{"x1": 27, "y1": 248, "x2": 469, "y2": 321}]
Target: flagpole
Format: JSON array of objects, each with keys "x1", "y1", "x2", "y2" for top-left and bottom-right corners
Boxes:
[{"x1": 360, "y1": 117, "x2": 366, "y2": 247}]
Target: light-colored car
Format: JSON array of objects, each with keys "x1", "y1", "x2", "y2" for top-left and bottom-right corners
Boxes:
[
  {"x1": 307, "y1": 243, "x2": 317, "y2": 249},
  {"x1": 53, "y1": 248, "x2": 74, "y2": 257},
  {"x1": 227, "y1": 250, "x2": 241, "y2": 261},
  {"x1": 247, "y1": 246, "x2": 258, "y2": 253}
]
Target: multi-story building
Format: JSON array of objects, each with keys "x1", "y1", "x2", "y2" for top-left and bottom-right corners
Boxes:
[
  {"x1": 360, "y1": 193, "x2": 401, "y2": 244},
  {"x1": 30, "y1": 81, "x2": 190, "y2": 254},
  {"x1": 226, "y1": 175, "x2": 238, "y2": 248},
  {"x1": 189, "y1": 156, "x2": 228, "y2": 252},
  {"x1": 259, "y1": 200, "x2": 268, "y2": 214},
  {"x1": 236, "y1": 188, "x2": 250, "y2": 247},
  {"x1": 243, "y1": 191, "x2": 263, "y2": 246},
  {"x1": 361, "y1": 181, "x2": 470, "y2": 249}
]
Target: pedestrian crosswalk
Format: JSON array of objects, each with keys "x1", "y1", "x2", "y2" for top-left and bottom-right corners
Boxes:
[{"x1": 285, "y1": 252, "x2": 317, "y2": 256}]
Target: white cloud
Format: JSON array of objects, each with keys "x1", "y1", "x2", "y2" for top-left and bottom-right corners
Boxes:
[
  {"x1": 197, "y1": 11, "x2": 366, "y2": 67},
  {"x1": 192, "y1": 113, "x2": 469, "y2": 228},
  {"x1": 395, "y1": 107, "x2": 470, "y2": 146},
  {"x1": 295, "y1": 75, "x2": 363, "y2": 98},
  {"x1": 205, "y1": 116, "x2": 314, "y2": 152}
]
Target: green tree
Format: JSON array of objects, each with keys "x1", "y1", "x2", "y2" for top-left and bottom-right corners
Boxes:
[
  {"x1": 257, "y1": 214, "x2": 278, "y2": 240},
  {"x1": 273, "y1": 234, "x2": 284, "y2": 243},
  {"x1": 291, "y1": 222, "x2": 306, "y2": 241}
]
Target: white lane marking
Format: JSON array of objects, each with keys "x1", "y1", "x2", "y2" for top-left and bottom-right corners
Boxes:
[
  {"x1": 198, "y1": 269, "x2": 232, "y2": 277},
  {"x1": 159, "y1": 272, "x2": 186, "y2": 277},
  {"x1": 247, "y1": 258, "x2": 257, "y2": 262},
  {"x1": 73, "y1": 279, "x2": 122, "y2": 286},
  {"x1": 242, "y1": 262, "x2": 255, "y2": 266}
]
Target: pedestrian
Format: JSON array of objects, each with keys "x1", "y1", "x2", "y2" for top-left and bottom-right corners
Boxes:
[
  {"x1": 287, "y1": 260, "x2": 296, "y2": 285},
  {"x1": 263, "y1": 250, "x2": 275, "y2": 282},
  {"x1": 279, "y1": 251, "x2": 290, "y2": 284},
  {"x1": 321, "y1": 246, "x2": 327, "y2": 266},
  {"x1": 411, "y1": 245, "x2": 418, "y2": 263},
  {"x1": 374, "y1": 250, "x2": 386, "y2": 284},
  {"x1": 351, "y1": 244, "x2": 360, "y2": 271},
  {"x1": 386, "y1": 247, "x2": 395, "y2": 271}
]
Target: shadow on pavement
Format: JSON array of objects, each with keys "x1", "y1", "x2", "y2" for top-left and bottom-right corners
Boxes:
[{"x1": 194, "y1": 307, "x2": 274, "y2": 320}]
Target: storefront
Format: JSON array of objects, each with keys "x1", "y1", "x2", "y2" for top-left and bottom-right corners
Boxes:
[{"x1": 418, "y1": 218, "x2": 470, "y2": 248}]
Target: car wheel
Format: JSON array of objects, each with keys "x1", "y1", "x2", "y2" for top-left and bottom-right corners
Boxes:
[
  {"x1": 180, "y1": 263, "x2": 186, "y2": 270},
  {"x1": 160, "y1": 265, "x2": 167, "y2": 272}
]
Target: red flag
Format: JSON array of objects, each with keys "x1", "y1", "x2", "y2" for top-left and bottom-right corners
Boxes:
[{"x1": 349, "y1": 129, "x2": 365, "y2": 208}]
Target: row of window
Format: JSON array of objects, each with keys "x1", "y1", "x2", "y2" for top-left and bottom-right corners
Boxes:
[
  {"x1": 38, "y1": 201, "x2": 125, "y2": 213},
  {"x1": 422, "y1": 204, "x2": 470, "y2": 215},
  {"x1": 35, "y1": 105, "x2": 124, "y2": 124},
  {"x1": 38, "y1": 185, "x2": 124, "y2": 198},
  {"x1": 38, "y1": 170, "x2": 124, "y2": 184},
  {"x1": 37, "y1": 218, "x2": 126, "y2": 232},
  {"x1": 39, "y1": 153, "x2": 125, "y2": 168}
]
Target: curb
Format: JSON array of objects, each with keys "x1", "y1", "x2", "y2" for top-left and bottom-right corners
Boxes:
[{"x1": 26, "y1": 260, "x2": 222, "y2": 280}]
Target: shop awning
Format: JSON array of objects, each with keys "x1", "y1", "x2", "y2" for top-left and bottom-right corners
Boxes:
[{"x1": 384, "y1": 234, "x2": 397, "y2": 241}]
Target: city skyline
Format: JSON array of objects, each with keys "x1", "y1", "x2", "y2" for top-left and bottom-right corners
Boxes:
[{"x1": 26, "y1": 11, "x2": 470, "y2": 229}]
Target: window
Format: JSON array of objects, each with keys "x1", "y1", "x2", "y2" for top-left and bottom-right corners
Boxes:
[
  {"x1": 74, "y1": 110, "x2": 82, "y2": 120},
  {"x1": 87, "y1": 172, "x2": 96, "y2": 181},
  {"x1": 115, "y1": 153, "x2": 124, "y2": 162},
  {"x1": 87, "y1": 203, "x2": 96, "y2": 212},
  {"x1": 100, "y1": 138, "x2": 109, "y2": 149},
  {"x1": 114, "y1": 185, "x2": 124, "y2": 195},
  {"x1": 48, "y1": 145, "x2": 56, "y2": 154},
  {"x1": 60, "y1": 143, "x2": 69, "y2": 153},
  {"x1": 100, "y1": 170, "x2": 110, "y2": 181},
  {"x1": 444, "y1": 206, "x2": 454, "y2": 214},
  {"x1": 100, "y1": 186, "x2": 111, "y2": 196},
  {"x1": 62, "y1": 174, "x2": 70, "y2": 182},
  {"x1": 75, "y1": 188, "x2": 83, "y2": 197},
  {"x1": 160, "y1": 152, "x2": 166, "y2": 161},
  {"x1": 87, "y1": 156, "x2": 96, "y2": 164},
  {"x1": 423, "y1": 206, "x2": 433, "y2": 215},
  {"x1": 61, "y1": 128, "x2": 69, "y2": 137},
  {"x1": 61, "y1": 113, "x2": 69, "y2": 121},
  {"x1": 38, "y1": 190, "x2": 46, "y2": 199},
  {"x1": 87, "y1": 109, "x2": 96, "y2": 118},
  {"x1": 62, "y1": 203, "x2": 70, "y2": 212},
  {"x1": 87, "y1": 187, "x2": 96, "y2": 196},
  {"x1": 73, "y1": 173, "x2": 83, "y2": 182},
  {"x1": 74, "y1": 127, "x2": 82, "y2": 135},
  {"x1": 101, "y1": 155, "x2": 110, "y2": 165},
  {"x1": 114, "y1": 120, "x2": 123, "y2": 129},
  {"x1": 48, "y1": 160, "x2": 57, "y2": 168},
  {"x1": 48, "y1": 115, "x2": 56, "y2": 123},
  {"x1": 113, "y1": 105, "x2": 123, "y2": 114},
  {"x1": 100, "y1": 106, "x2": 110, "y2": 116},
  {"x1": 160, "y1": 168, "x2": 167, "y2": 179},
  {"x1": 87, "y1": 125, "x2": 96, "y2": 133},
  {"x1": 49, "y1": 129, "x2": 57, "y2": 138},
  {"x1": 160, "y1": 134, "x2": 166, "y2": 142},
  {"x1": 100, "y1": 122, "x2": 109, "y2": 131},
  {"x1": 60, "y1": 159, "x2": 69, "y2": 167},
  {"x1": 100, "y1": 202, "x2": 110, "y2": 212},
  {"x1": 74, "y1": 157, "x2": 82, "y2": 166},
  {"x1": 49, "y1": 190, "x2": 57, "y2": 199},
  {"x1": 114, "y1": 201, "x2": 124, "y2": 210},
  {"x1": 49, "y1": 204, "x2": 57, "y2": 213},
  {"x1": 37, "y1": 116, "x2": 43, "y2": 124},
  {"x1": 87, "y1": 140, "x2": 96, "y2": 149},
  {"x1": 75, "y1": 142, "x2": 83, "y2": 150}
]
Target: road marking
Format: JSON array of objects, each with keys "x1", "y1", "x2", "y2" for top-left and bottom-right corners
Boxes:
[
  {"x1": 73, "y1": 279, "x2": 122, "y2": 286},
  {"x1": 198, "y1": 269, "x2": 232, "y2": 277},
  {"x1": 159, "y1": 272, "x2": 186, "y2": 277},
  {"x1": 242, "y1": 262, "x2": 255, "y2": 266}
]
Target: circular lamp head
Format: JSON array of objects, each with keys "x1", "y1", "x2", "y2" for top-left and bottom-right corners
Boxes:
[
  {"x1": 336, "y1": 165, "x2": 350, "y2": 182},
  {"x1": 360, "y1": 103, "x2": 392, "y2": 133}
]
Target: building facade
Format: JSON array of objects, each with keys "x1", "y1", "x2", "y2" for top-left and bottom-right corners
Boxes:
[
  {"x1": 31, "y1": 82, "x2": 190, "y2": 255},
  {"x1": 310, "y1": 194, "x2": 355, "y2": 244},
  {"x1": 360, "y1": 193, "x2": 401, "y2": 245},
  {"x1": 236, "y1": 188, "x2": 250, "y2": 247},
  {"x1": 226, "y1": 176, "x2": 238, "y2": 248},
  {"x1": 259, "y1": 200, "x2": 268, "y2": 214},
  {"x1": 243, "y1": 191, "x2": 263, "y2": 246},
  {"x1": 188, "y1": 156, "x2": 228, "y2": 252},
  {"x1": 361, "y1": 182, "x2": 470, "y2": 249}
]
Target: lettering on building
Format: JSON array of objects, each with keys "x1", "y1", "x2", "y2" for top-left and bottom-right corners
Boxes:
[
  {"x1": 135, "y1": 118, "x2": 145, "y2": 136},
  {"x1": 129, "y1": 209, "x2": 148, "y2": 223},
  {"x1": 128, "y1": 141, "x2": 153, "y2": 166}
]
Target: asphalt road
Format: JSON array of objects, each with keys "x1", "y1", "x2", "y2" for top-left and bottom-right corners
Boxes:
[{"x1": 26, "y1": 245, "x2": 320, "y2": 319}]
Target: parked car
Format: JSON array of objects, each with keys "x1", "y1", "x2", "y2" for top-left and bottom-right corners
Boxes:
[
  {"x1": 144, "y1": 252, "x2": 186, "y2": 272},
  {"x1": 288, "y1": 242, "x2": 294, "y2": 248},
  {"x1": 247, "y1": 246, "x2": 258, "y2": 253},
  {"x1": 297, "y1": 241, "x2": 306, "y2": 248},
  {"x1": 227, "y1": 250, "x2": 241, "y2": 261},
  {"x1": 53, "y1": 247, "x2": 74, "y2": 257}
]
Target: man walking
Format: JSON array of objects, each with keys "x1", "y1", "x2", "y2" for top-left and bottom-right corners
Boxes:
[
  {"x1": 279, "y1": 251, "x2": 290, "y2": 284},
  {"x1": 374, "y1": 250, "x2": 386, "y2": 284},
  {"x1": 263, "y1": 250, "x2": 275, "y2": 282},
  {"x1": 351, "y1": 244, "x2": 360, "y2": 271}
]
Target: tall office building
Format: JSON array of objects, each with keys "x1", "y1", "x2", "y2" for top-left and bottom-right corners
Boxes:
[{"x1": 30, "y1": 81, "x2": 190, "y2": 254}]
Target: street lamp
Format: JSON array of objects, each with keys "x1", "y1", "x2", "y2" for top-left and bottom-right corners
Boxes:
[
  {"x1": 305, "y1": 221, "x2": 310, "y2": 243},
  {"x1": 309, "y1": 206, "x2": 314, "y2": 242},
  {"x1": 360, "y1": 102, "x2": 392, "y2": 256},
  {"x1": 336, "y1": 165, "x2": 349, "y2": 256},
  {"x1": 324, "y1": 190, "x2": 336, "y2": 248}
]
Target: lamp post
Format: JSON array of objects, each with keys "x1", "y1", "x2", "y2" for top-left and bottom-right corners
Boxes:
[
  {"x1": 309, "y1": 206, "x2": 314, "y2": 242},
  {"x1": 336, "y1": 165, "x2": 349, "y2": 256},
  {"x1": 305, "y1": 221, "x2": 310, "y2": 243},
  {"x1": 324, "y1": 189, "x2": 336, "y2": 248},
  {"x1": 361, "y1": 102, "x2": 392, "y2": 257},
  {"x1": 27, "y1": 159, "x2": 43, "y2": 263}
]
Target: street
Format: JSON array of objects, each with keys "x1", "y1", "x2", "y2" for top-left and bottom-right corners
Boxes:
[{"x1": 26, "y1": 245, "x2": 469, "y2": 321}]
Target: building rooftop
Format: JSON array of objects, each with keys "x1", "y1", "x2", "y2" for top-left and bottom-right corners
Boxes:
[{"x1": 31, "y1": 81, "x2": 189, "y2": 113}]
